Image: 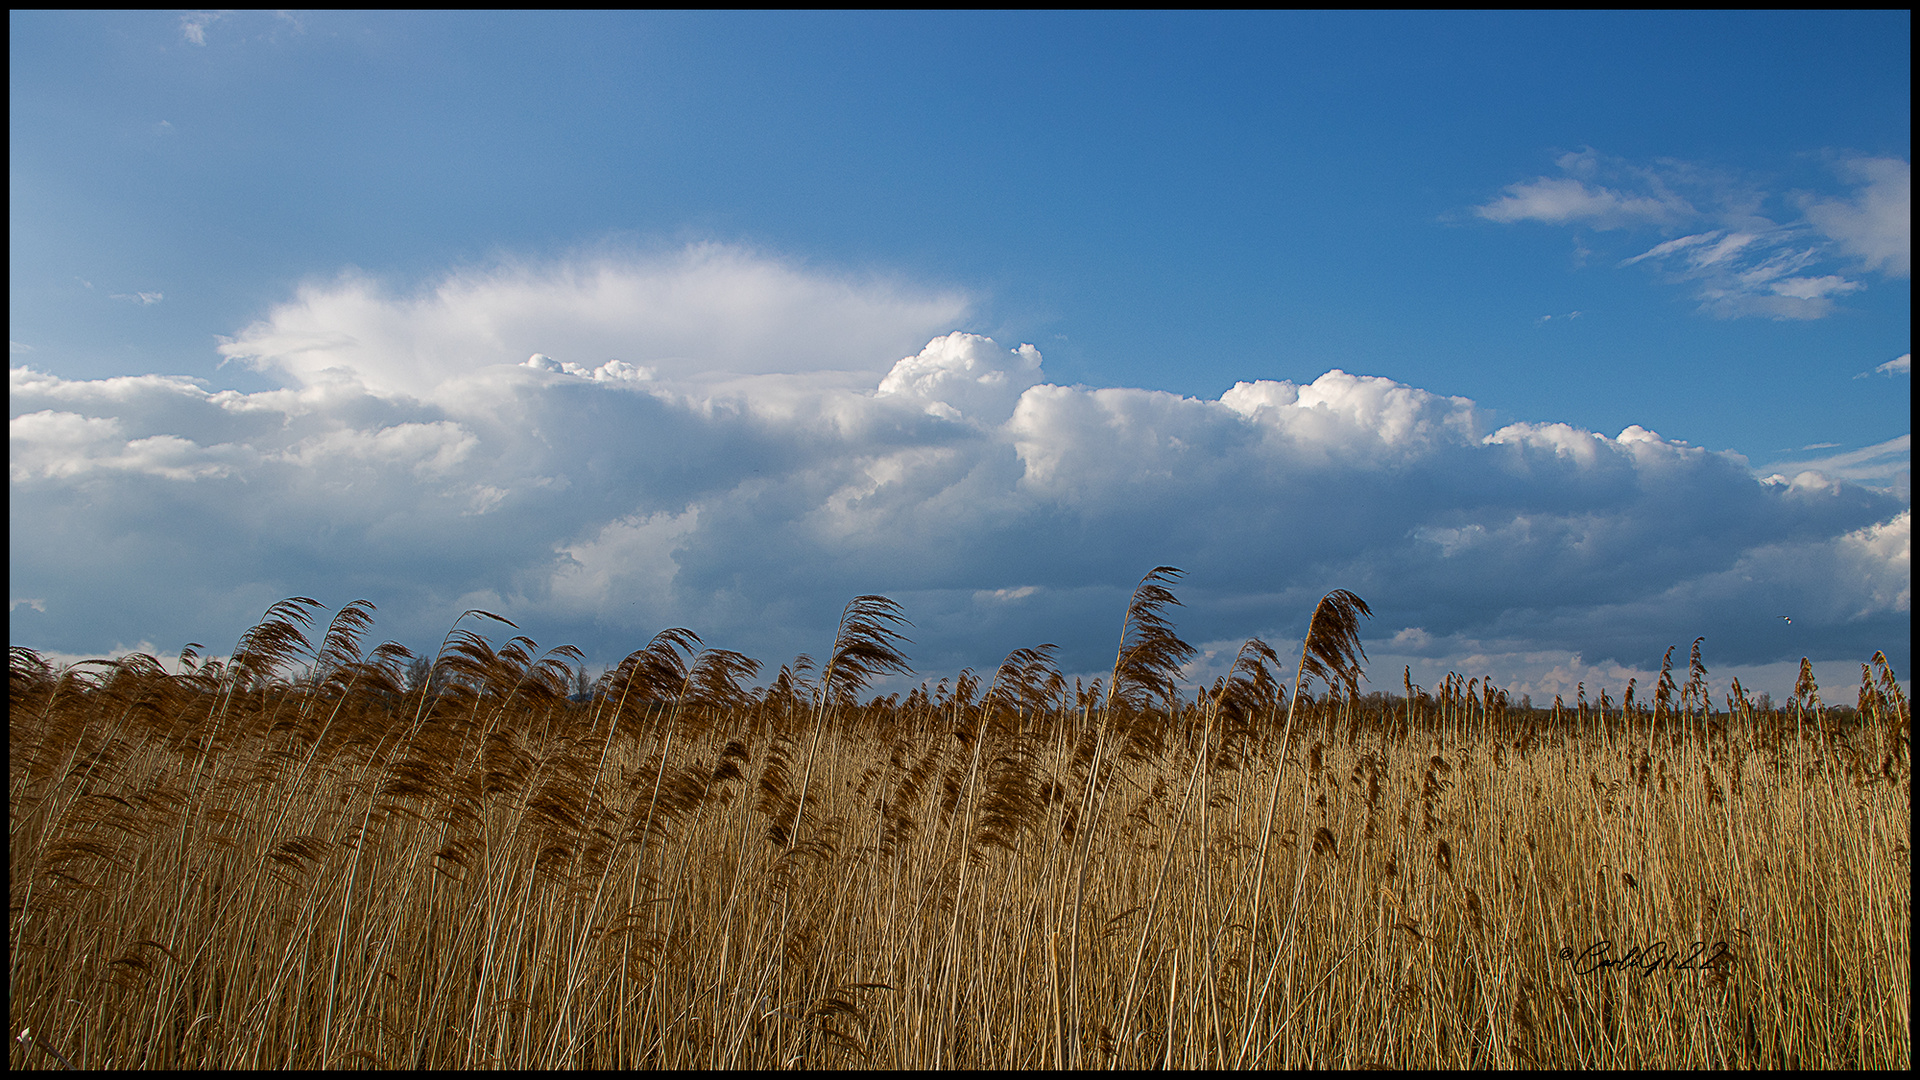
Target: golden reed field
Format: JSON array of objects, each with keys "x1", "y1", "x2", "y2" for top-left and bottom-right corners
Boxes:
[{"x1": 9, "y1": 570, "x2": 1911, "y2": 1069}]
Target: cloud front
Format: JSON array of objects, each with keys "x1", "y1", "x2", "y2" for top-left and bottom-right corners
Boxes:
[{"x1": 10, "y1": 248, "x2": 1909, "y2": 697}]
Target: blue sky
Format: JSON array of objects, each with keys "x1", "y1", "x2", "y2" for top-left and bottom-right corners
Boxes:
[{"x1": 10, "y1": 10, "x2": 1910, "y2": 700}]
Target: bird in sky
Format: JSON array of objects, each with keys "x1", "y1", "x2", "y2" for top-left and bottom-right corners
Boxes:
[{"x1": 1779, "y1": 615, "x2": 1792, "y2": 625}]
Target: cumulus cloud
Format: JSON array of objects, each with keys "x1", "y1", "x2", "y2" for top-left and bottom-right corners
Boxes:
[
  {"x1": 877, "y1": 332, "x2": 1044, "y2": 425},
  {"x1": 10, "y1": 250, "x2": 1909, "y2": 698},
  {"x1": 1477, "y1": 149, "x2": 1911, "y2": 319}
]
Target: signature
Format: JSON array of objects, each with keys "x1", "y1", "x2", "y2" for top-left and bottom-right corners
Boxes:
[{"x1": 1560, "y1": 939, "x2": 1734, "y2": 977}]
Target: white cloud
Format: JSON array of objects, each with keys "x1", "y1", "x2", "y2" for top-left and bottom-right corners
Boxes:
[
  {"x1": 110, "y1": 291, "x2": 164, "y2": 306},
  {"x1": 1480, "y1": 150, "x2": 1910, "y2": 320},
  {"x1": 1475, "y1": 175, "x2": 1689, "y2": 229},
  {"x1": 277, "y1": 420, "x2": 479, "y2": 478},
  {"x1": 877, "y1": 332, "x2": 1044, "y2": 424},
  {"x1": 1860, "y1": 353, "x2": 1910, "y2": 378},
  {"x1": 1801, "y1": 156, "x2": 1911, "y2": 277},
  {"x1": 1763, "y1": 274, "x2": 1862, "y2": 301},
  {"x1": 9, "y1": 409, "x2": 239, "y2": 482},
  {"x1": 11, "y1": 252, "x2": 1909, "y2": 699},
  {"x1": 1533, "y1": 311, "x2": 1583, "y2": 325},
  {"x1": 179, "y1": 12, "x2": 220, "y2": 46},
  {"x1": 524, "y1": 353, "x2": 654, "y2": 383},
  {"x1": 217, "y1": 243, "x2": 970, "y2": 401},
  {"x1": 1757, "y1": 434, "x2": 1910, "y2": 499},
  {"x1": 547, "y1": 507, "x2": 703, "y2": 615}
]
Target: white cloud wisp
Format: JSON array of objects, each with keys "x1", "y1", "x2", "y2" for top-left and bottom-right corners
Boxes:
[{"x1": 1477, "y1": 150, "x2": 1911, "y2": 319}]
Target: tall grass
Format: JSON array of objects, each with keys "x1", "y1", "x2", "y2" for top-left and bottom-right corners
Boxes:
[{"x1": 9, "y1": 584, "x2": 1910, "y2": 1068}]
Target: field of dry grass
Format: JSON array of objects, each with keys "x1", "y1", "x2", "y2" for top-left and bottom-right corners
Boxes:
[{"x1": 9, "y1": 575, "x2": 1911, "y2": 1068}]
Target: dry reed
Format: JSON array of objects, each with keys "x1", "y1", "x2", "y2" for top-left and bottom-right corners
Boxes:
[{"x1": 8, "y1": 585, "x2": 1910, "y2": 1069}]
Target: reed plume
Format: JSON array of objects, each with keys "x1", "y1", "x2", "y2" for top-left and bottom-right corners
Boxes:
[
  {"x1": 1104, "y1": 567, "x2": 1198, "y2": 718},
  {"x1": 1239, "y1": 587, "x2": 1370, "y2": 1065},
  {"x1": 783, "y1": 596, "x2": 913, "y2": 851}
]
